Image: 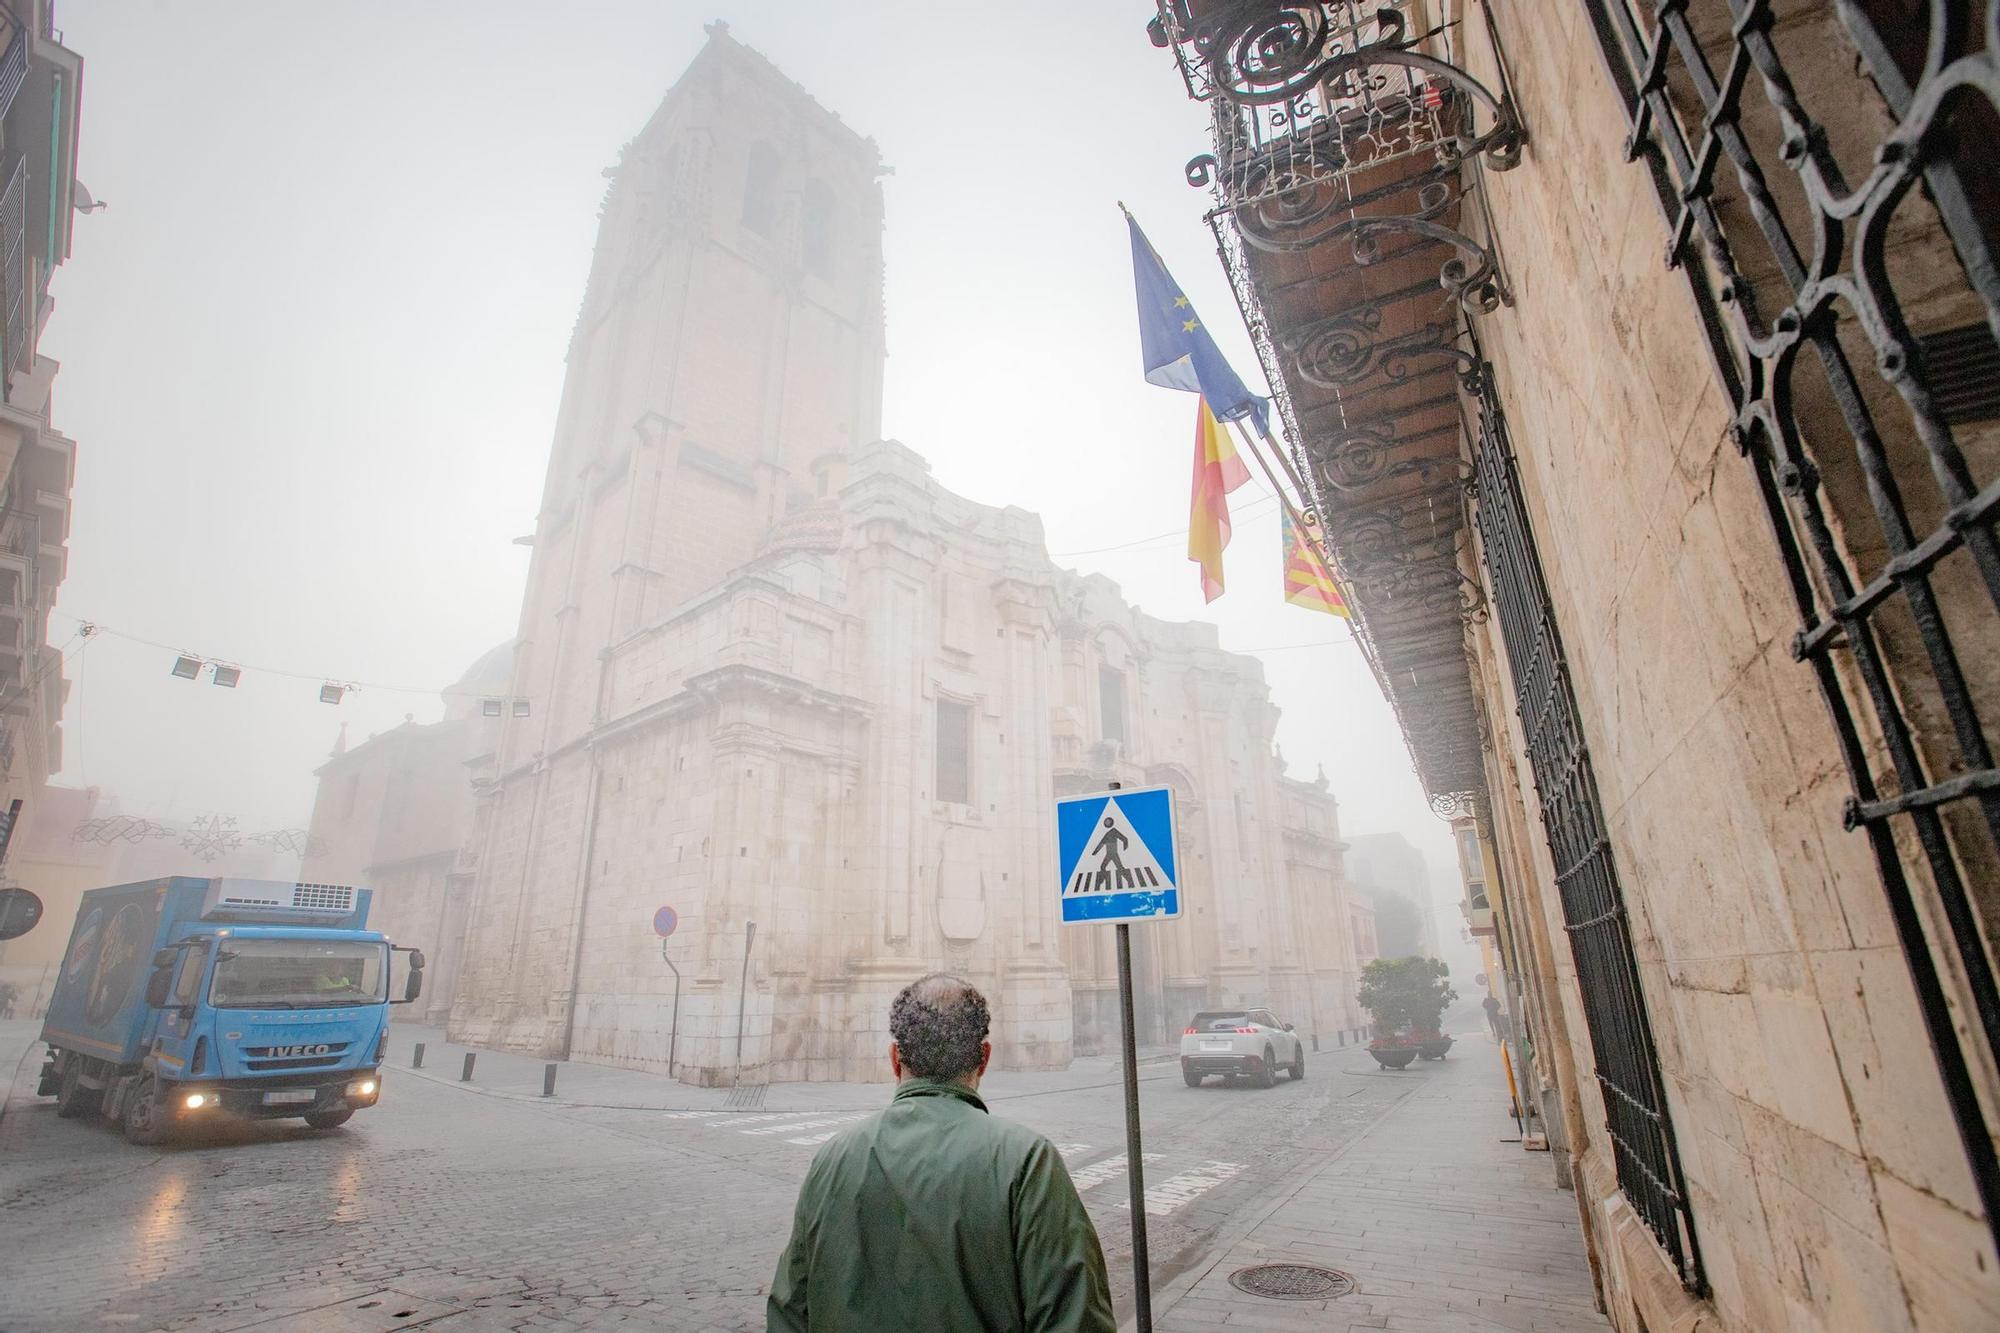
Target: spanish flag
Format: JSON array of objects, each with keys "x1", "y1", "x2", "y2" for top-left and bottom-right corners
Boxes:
[
  {"x1": 1283, "y1": 507, "x2": 1350, "y2": 617},
  {"x1": 1191, "y1": 397, "x2": 1251, "y2": 602}
]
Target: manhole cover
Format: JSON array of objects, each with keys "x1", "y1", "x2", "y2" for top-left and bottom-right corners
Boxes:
[{"x1": 1228, "y1": 1263, "x2": 1356, "y2": 1301}]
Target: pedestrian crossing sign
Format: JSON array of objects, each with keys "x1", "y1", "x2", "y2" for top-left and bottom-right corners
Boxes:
[{"x1": 1056, "y1": 785, "x2": 1182, "y2": 925}]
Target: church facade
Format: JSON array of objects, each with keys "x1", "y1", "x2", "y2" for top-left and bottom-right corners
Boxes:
[{"x1": 442, "y1": 26, "x2": 1364, "y2": 1083}]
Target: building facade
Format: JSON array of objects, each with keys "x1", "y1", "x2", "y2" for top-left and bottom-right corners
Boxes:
[
  {"x1": 1153, "y1": 0, "x2": 2000, "y2": 1329},
  {"x1": 0, "y1": 2, "x2": 80, "y2": 843},
  {"x1": 1343, "y1": 830, "x2": 1443, "y2": 961},
  {"x1": 442, "y1": 25, "x2": 1363, "y2": 1084},
  {"x1": 298, "y1": 644, "x2": 512, "y2": 1025}
]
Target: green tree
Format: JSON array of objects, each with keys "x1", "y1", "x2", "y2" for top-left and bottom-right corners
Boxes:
[
  {"x1": 1357, "y1": 956, "x2": 1456, "y2": 1037},
  {"x1": 1370, "y1": 891, "x2": 1425, "y2": 958}
]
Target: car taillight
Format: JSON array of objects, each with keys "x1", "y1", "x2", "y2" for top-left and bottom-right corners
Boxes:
[
  {"x1": 1184, "y1": 1027, "x2": 1198, "y2": 1035},
  {"x1": 1234, "y1": 1027, "x2": 1256, "y2": 1034}
]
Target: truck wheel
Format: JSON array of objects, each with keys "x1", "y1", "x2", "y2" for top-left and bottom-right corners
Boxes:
[
  {"x1": 55, "y1": 1059, "x2": 101, "y2": 1119},
  {"x1": 122, "y1": 1074, "x2": 173, "y2": 1146},
  {"x1": 302, "y1": 1109, "x2": 353, "y2": 1130}
]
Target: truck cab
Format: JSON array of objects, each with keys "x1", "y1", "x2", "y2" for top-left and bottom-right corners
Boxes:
[{"x1": 37, "y1": 876, "x2": 422, "y2": 1144}]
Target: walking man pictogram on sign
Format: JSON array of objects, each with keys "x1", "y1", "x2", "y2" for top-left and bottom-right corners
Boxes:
[{"x1": 1092, "y1": 818, "x2": 1134, "y2": 892}]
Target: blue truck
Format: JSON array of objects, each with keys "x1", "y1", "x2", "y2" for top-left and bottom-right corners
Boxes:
[{"x1": 35, "y1": 876, "x2": 424, "y2": 1144}]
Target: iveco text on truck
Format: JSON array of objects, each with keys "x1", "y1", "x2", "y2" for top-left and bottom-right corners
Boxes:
[{"x1": 36, "y1": 876, "x2": 424, "y2": 1144}]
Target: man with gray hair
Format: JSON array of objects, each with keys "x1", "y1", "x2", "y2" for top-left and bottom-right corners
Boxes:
[{"x1": 767, "y1": 973, "x2": 1114, "y2": 1332}]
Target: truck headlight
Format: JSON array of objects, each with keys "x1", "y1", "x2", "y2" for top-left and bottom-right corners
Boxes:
[
  {"x1": 184, "y1": 1092, "x2": 210, "y2": 1110},
  {"x1": 347, "y1": 1079, "x2": 377, "y2": 1097}
]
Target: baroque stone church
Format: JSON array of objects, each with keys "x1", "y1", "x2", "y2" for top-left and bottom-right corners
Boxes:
[{"x1": 326, "y1": 25, "x2": 1366, "y2": 1084}]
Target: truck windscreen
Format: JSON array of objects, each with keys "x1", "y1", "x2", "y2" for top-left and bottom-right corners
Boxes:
[{"x1": 208, "y1": 939, "x2": 389, "y2": 1009}]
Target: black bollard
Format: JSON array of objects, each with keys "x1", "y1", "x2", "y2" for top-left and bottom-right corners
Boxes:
[
  {"x1": 460, "y1": 1052, "x2": 476, "y2": 1082},
  {"x1": 412, "y1": 1041, "x2": 425, "y2": 1068},
  {"x1": 1312, "y1": 1034, "x2": 1320, "y2": 1052},
  {"x1": 543, "y1": 1063, "x2": 557, "y2": 1098}
]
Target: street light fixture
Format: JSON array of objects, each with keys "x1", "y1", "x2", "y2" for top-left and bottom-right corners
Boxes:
[
  {"x1": 319, "y1": 683, "x2": 346, "y2": 705},
  {"x1": 211, "y1": 665, "x2": 241, "y2": 688},
  {"x1": 170, "y1": 655, "x2": 202, "y2": 680}
]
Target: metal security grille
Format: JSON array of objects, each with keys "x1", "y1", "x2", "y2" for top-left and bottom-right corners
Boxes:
[
  {"x1": 1471, "y1": 394, "x2": 1704, "y2": 1289},
  {"x1": 1581, "y1": 0, "x2": 2000, "y2": 1253},
  {"x1": 0, "y1": 155, "x2": 25, "y2": 389}
]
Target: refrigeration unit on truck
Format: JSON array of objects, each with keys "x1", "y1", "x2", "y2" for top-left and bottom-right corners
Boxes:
[{"x1": 36, "y1": 876, "x2": 424, "y2": 1144}]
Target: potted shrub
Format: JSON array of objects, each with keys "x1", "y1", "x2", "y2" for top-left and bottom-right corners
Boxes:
[
  {"x1": 1367, "y1": 1031, "x2": 1420, "y2": 1069},
  {"x1": 1357, "y1": 956, "x2": 1457, "y2": 1070}
]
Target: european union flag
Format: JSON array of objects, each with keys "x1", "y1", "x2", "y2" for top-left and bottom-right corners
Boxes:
[{"x1": 1127, "y1": 211, "x2": 1269, "y2": 432}]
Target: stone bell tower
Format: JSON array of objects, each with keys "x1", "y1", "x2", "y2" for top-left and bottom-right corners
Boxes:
[{"x1": 448, "y1": 23, "x2": 887, "y2": 1055}]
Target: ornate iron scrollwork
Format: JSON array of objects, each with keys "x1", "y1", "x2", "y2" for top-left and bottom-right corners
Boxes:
[
  {"x1": 1187, "y1": 1, "x2": 1406, "y2": 107},
  {"x1": 1290, "y1": 318, "x2": 1478, "y2": 390},
  {"x1": 1427, "y1": 790, "x2": 1478, "y2": 819}
]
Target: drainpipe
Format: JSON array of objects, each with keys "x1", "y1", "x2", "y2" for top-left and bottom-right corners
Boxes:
[{"x1": 734, "y1": 920, "x2": 758, "y2": 1083}]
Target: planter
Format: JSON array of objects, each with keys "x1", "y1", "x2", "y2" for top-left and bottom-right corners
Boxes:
[
  {"x1": 1368, "y1": 1045, "x2": 1418, "y2": 1070},
  {"x1": 1417, "y1": 1036, "x2": 1454, "y2": 1060}
]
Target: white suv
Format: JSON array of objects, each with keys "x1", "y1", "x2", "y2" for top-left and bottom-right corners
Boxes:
[{"x1": 1179, "y1": 1008, "x2": 1306, "y2": 1088}]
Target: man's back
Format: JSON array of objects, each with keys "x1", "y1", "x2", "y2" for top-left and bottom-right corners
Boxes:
[{"x1": 767, "y1": 1079, "x2": 1113, "y2": 1332}]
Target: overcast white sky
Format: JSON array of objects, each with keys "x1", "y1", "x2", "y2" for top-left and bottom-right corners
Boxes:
[{"x1": 42, "y1": 1, "x2": 1475, "y2": 960}]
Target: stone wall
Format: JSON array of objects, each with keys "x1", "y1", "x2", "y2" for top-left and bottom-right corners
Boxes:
[{"x1": 1457, "y1": 2, "x2": 2000, "y2": 1329}]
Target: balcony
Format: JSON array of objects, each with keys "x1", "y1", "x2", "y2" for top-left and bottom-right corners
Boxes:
[{"x1": 1155, "y1": 0, "x2": 1520, "y2": 812}]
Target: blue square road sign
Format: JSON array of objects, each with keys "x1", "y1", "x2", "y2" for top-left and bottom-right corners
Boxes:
[{"x1": 1056, "y1": 785, "x2": 1182, "y2": 925}]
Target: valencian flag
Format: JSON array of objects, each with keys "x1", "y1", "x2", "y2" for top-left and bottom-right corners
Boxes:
[
  {"x1": 1283, "y1": 507, "x2": 1351, "y2": 618},
  {"x1": 1129, "y1": 210, "x2": 1263, "y2": 600}
]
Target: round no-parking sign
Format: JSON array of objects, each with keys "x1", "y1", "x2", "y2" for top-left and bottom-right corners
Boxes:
[{"x1": 653, "y1": 905, "x2": 678, "y2": 938}]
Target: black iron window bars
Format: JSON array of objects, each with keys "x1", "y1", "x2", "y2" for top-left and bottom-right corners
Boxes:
[
  {"x1": 1470, "y1": 380, "x2": 1706, "y2": 1290},
  {"x1": 1582, "y1": 0, "x2": 2000, "y2": 1257}
]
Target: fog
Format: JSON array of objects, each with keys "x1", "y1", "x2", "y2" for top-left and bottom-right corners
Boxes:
[{"x1": 40, "y1": 1, "x2": 1476, "y2": 970}]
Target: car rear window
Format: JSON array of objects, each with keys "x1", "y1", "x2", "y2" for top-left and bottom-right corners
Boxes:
[{"x1": 1191, "y1": 1012, "x2": 1250, "y2": 1031}]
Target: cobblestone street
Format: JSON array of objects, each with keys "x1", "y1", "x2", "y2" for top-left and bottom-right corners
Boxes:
[{"x1": 0, "y1": 1007, "x2": 1598, "y2": 1331}]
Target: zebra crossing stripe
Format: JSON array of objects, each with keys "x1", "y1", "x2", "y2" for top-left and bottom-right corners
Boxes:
[
  {"x1": 1068, "y1": 1152, "x2": 1165, "y2": 1192},
  {"x1": 1055, "y1": 1143, "x2": 1091, "y2": 1160},
  {"x1": 786, "y1": 1130, "x2": 841, "y2": 1146},
  {"x1": 1119, "y1": 1160, "x2": 1245, "y2": 1216}
]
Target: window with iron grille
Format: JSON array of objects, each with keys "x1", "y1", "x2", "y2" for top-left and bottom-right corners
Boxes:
[
  {"x1": 1471, "y1": 396, "x2": 1704, "y2": 1289},
  {"x1": 1580, "y1": 0, "x2": 2000, "y2": 1256}
]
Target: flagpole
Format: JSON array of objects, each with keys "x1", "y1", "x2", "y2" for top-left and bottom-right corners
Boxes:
[{"x1": 1227, "y1": 416, "x2": 1313, "y2": 537}]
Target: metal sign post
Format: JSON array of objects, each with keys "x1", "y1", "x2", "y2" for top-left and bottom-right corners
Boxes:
[
  {"x1": 1115, "y1": 918, "x2": 1152, "y2": 1332},
  {"x1": 1055, "y1": 779, "x2": 1180, "y2": 1333},
  {"x1": 654, "y1": 905, "x2": 681, "y2": 1077}
]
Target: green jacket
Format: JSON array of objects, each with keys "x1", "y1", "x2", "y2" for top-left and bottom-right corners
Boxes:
[{"x1": 767, "y1": 1078, "x2": 1115, "y2": 1333}]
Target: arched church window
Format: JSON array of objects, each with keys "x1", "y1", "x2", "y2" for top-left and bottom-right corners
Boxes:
[
  {"x1": 742, "y1": 141, "x2": 779, "y2": 235},
  {"x1": 800, "y1": 178, "x2": 836, "y2": 276}
]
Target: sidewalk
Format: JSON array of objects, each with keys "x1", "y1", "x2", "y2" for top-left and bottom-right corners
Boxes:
[
  {"x1": 380, "y1": 1020, "x2": 1181, "y2": 1114},
  {"x1": 0, "y1": 1019, "x2": 43, "y2": 1126},
  {"x1": 1144, "y1": 1033, "x2": 1607, "y2": 1333}
]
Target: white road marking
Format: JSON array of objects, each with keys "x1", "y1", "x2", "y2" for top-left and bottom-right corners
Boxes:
[
  {"x1": 741, "y1": 1114, "x2": 866, "y2": 1136},
  {"x1": 1055, "y1": 1143, "x2": 1091, "y2": 1160},
  {"x1": 1120, "y1": 1160, "x2": 1245, "y2": 1216},
  {"x1": 1068, "y1": 1152, "x2": 1165, "y2": 1192}
]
